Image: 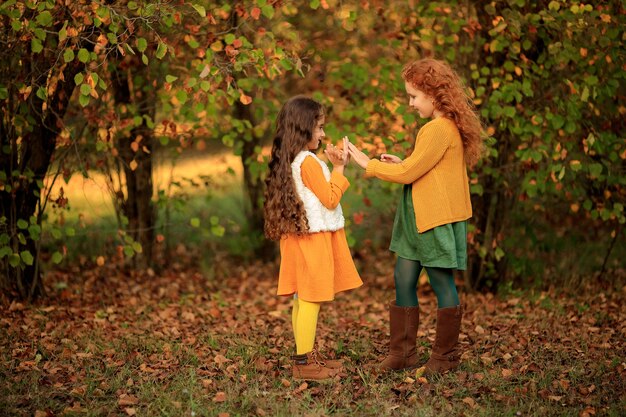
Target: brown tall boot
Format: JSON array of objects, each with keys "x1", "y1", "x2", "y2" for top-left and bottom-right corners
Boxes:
[
  {"x1": 380, "y1": 300, "x2": 420, "y2": 371},
  {"x1": 423, "y1": 305, "x2": 463, "y2": 374}
]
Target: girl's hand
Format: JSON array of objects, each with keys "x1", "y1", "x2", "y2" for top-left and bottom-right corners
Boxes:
[
  {"x1": 324, "y1": 143, "x2": 346, "y2": 166},
  {"x1": 380, "y1": 153, "x2": 402, "y2": 164},
  {"x1": 347, "y1": 141, "x2": 371, "y2": 169},
  {"x1": 341, "y1": 136, "x2": 350, "y2": 165}
]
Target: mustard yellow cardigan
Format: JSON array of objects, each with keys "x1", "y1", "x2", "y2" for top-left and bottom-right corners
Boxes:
[{"x1": 365, "y1": 117, "x2": 472, "y2": 233}]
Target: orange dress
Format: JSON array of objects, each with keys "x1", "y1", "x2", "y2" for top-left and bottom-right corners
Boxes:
[{"x1": 277, "y1": 156, "x2": 363, "y2": 302}]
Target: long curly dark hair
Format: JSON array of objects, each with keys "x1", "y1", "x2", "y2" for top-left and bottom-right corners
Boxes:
[
  {"x1": 402, "y1": 59, "x2": 485, "y2": 168},
  {"x1": 264, "y1": 96, "x2": 324, "y2": 241}
]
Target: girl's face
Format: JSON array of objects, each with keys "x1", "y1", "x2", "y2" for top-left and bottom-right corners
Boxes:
[
  {"x1": 306, "y1": 115, "x2": 325, "y2": 150},
  {"x1": 405, "y1": 82, "x2": 437, "y2": 119}
]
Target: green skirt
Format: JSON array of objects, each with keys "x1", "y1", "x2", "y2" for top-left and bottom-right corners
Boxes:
[{"x1": 389, "y1": 184, "x2": 467, "y2": 270}]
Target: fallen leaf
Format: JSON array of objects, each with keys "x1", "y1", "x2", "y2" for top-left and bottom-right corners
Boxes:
[
  {"x1": 462, "y1": 397, "x2": 477, "y2": 408},
  {"x1": 118, "y1": 394, "x2": 139, "y2": 407},
  {"x1": 213, "y1": 392, "x2": 227, "y2": 403}
]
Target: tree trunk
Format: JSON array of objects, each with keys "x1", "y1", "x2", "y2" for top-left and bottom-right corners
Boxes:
[
  {"x1": 235, "y1": 100, "x2": 277, "y2": 261},
  {"x1": 111, "y1": 58, "x2": 156, "y2": 269},
  {"x1": 1, "y1": 58, "x2": 83, "y2": 300}
]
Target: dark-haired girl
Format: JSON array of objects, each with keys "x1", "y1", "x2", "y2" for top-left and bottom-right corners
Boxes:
[{"x1": 264, "y1": 96, "x2": 362, "y2": 380}]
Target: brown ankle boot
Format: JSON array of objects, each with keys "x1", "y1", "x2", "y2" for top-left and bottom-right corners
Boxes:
[
  {"x1": 423, "y1": 305, "x2": 463, "y2": 375},
  {"x1": 313, "y1": 349, "x2": 343, "y2": 370},
  {"x1": 292, "y1": 352, "x2": 337, "y2": 380},
  {"x1": 380, "y1": 301, "x2": 420, "y2": 371}
]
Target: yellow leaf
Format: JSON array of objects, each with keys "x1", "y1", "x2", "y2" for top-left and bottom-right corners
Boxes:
[
  {"x1": 129, "y1": 160, "x2": 138, "y2": 171},
  {"x1": 239, "y1": 91, "x2": 252, "y2": 105},
  {"x1": 210, "y1": 41, "x2": 223, "y2": 52}
]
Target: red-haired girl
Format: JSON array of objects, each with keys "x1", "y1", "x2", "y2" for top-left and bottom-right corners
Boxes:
[
  {"x1": 264, "y1": 96, "x2": 363, "y2": 380},
  {"x1": 348, "y1": 58, "x2": 485, "y2": 374}
]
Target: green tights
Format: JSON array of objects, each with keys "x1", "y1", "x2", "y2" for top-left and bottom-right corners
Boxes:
[{"x1": 394, "y1": 256, "x2": 460, "y2": 308}]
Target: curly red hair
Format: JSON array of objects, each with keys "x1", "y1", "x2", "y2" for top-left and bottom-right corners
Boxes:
[{"x1": 402, "y1": 59, "x2": 485, "y2": 168}]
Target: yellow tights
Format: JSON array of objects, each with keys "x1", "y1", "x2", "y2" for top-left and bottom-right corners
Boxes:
[{"x1": 291, "y1": 297, "x2": 320, "y2": 355}]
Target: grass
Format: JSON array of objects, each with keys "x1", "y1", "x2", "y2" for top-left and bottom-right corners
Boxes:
[
  {"x1": 1, "y1": 260, "x2": 624, "y2": 417},
  {"x1": 11, "y1": 147, "x2": 623, "y2": 415}
]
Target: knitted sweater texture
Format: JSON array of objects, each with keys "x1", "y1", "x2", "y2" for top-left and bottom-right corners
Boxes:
[{"x1": 365, "y1": 117, "x2": 472, "y2": 233}]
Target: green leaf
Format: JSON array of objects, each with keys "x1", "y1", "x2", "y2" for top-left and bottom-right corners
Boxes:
[
  {"x1": 17, "y1": 219, "x2": 28, "y2": 229},
  {"x1": 9, "y1": 253, "x2": 20, "y2": 267},
  {"x1": 581, "y1": 86, "x2": 589, "y2": 102},
  {"x1": 77, "y1": 48, "x2": 90, "y2": 63},
  {"x1": 190, "y1": 217, "x2": 200, "y2": 227},
  {"x1": 0, "y1": 86, "x2": 8, "y2": 100},
  {"x1": 156, "y1": 42, "x2": 167, "y2": 59},
  {"x1": 52, "y1": 251, "x2": 63, "y2": 264},
  {"x1": 63, "y1": 48, "x2": 75, "y2": 63},
  {"x1": 79, "y1": 94, "x2": 90, "y2": 107},
  {"x1": 58, "y1": 20, "x2": 68, "y2": 42},
  {"x1": 36, "y1": 87, "x2": 46, "y2": 100},
  {"x1": 0, "y1": 246, "x2": 11, "y2": 259},
  {"x1": 137, "y1": 37, "x2": 147, "y2": 53},
  {"x1": 20, "y1": 250, "x2": 34, "y2": 266},
  {"x1": 80, "y1": 83, "x2": 91, "y2": 96},
  {"x1": 36, "y1": 10, "x2": 53, "y2": 26},
  {"x1": 192, "y1": 3, "x2": 206, "y2": 17},
  {"x1": 211, "y1": 225, "x2": 225, "y2": 237},
  {"x1": 165, "y1": 75, "x2": 178, "y2": 83},
  {"x1": 588, "y1": 163, "x2": 603, "y2": 178},
  {"x1": 123, "y1": 245, "x2": 134, "y2": 257},
  {"x1": 224, "y1": 34, "x2": 236, "y2": 45},
  {"x1": 141, "y1": 53, "x2": 148, "y2": 65},
  {"x1": 261, "y1": 5, "x2": 274, "y2": 18},
  {"x1": 132, "y1": 242, "x2": 143, "y2": 253},
  {"x1": 50, "y1": 227, "x2": 62, "y2": 239},
  {"x1": 548, "y1": 1, "x2": 560, "y2": 11},
  {"x1": 310, "y1": 0, "x2": 320, "y2": 9},
  {"x1": 176, "y1": 90, "x2": 188, "y2": 104},
  {"x1": 31, "y1": 38, "x2": 43, "y2": 53}
]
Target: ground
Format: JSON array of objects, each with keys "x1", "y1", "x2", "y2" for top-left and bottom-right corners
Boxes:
[{"x1": 1, "y1": 255, "x2": 624, "y2": 416}]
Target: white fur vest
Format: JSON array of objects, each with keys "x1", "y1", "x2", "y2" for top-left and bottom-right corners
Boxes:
[{"x1": 291, "y1": 151, "x2": 345, "y2": 233}]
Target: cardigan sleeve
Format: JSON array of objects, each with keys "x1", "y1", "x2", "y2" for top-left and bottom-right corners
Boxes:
[
  {"x1": 301, "y1": 156, "x2": 349, "y2": 209},
  {"x1": 365, "y1": 120, "x2": 453, "y2": 184}
]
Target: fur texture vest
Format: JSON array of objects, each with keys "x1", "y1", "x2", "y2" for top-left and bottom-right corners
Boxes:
[{"x1": 291, "y1": 151, "x2": 345, "y2": 233}]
